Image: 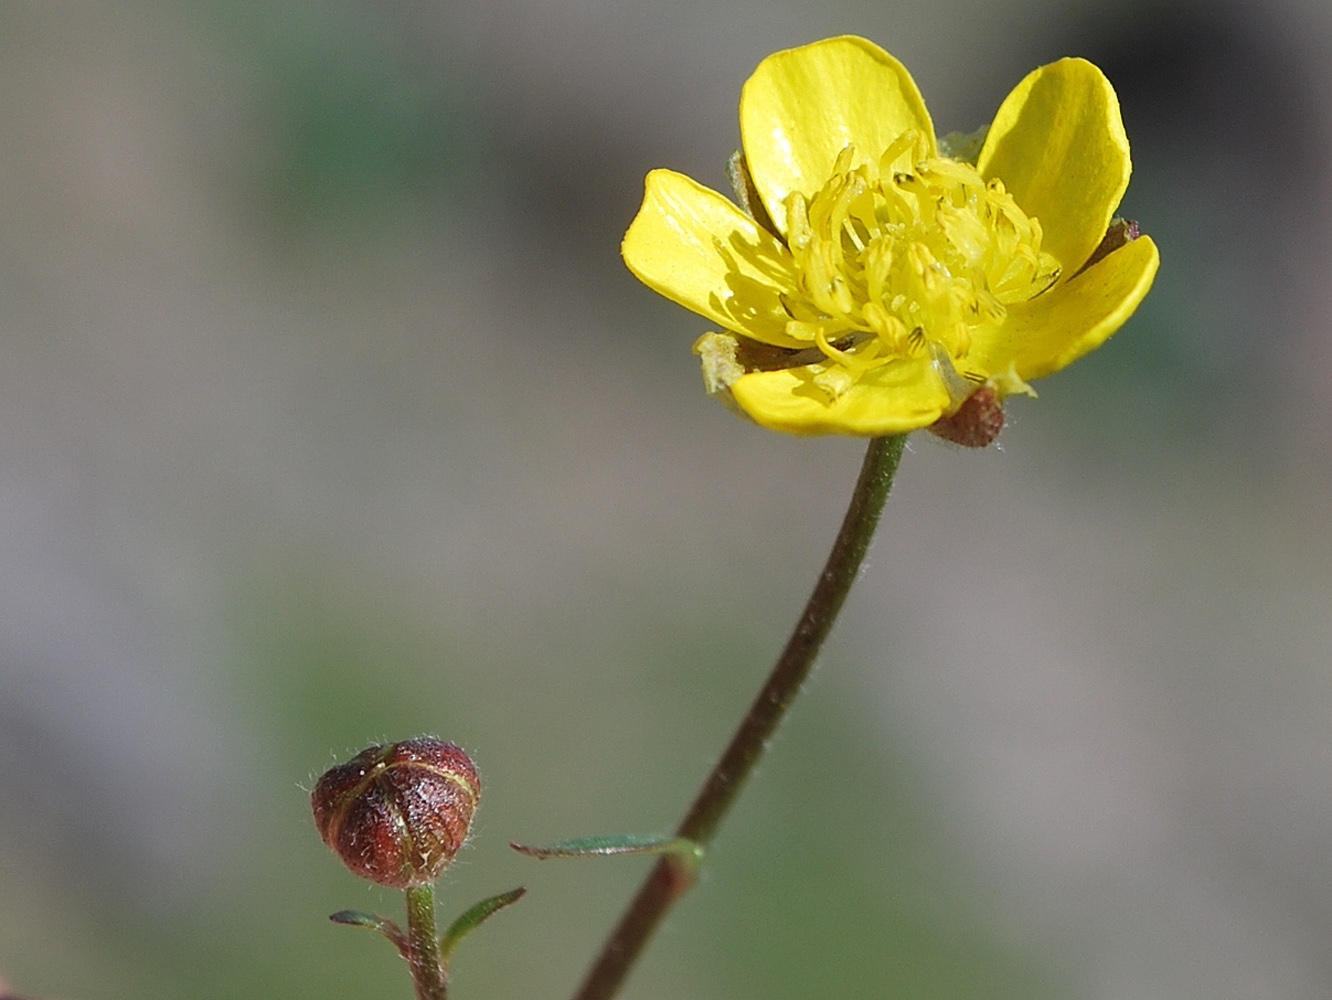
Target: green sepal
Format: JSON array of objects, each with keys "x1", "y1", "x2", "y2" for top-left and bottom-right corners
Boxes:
[
  {"x1": 725, "y1": 151, "x2": 780, "y2": 238},
  {"x1": 328, "y1": 909, "x2": 409, "y2": 958},
  {"x1": 511, "y1": 833, "x2": 703, "y2": 862},
  {"x1": 936, "y1": 124, "x2": 988, "y2": 165},
  {"x1": 438, "y1": 886, "x2": 527, "y2": 965}
]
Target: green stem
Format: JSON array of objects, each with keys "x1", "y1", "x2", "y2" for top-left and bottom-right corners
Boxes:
[
  {"x1": 571, "y1": 434, "x2": 907, "y2": 1000},
  {"x1": 405, "y1": 884, "x2": 448, "y2": 1000}
]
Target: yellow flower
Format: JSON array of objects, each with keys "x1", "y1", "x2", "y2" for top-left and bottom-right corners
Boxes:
[{"x1": 622, "y1": 36, "x2": 1160, "y2": 437}]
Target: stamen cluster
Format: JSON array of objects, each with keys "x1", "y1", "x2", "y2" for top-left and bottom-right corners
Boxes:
[{"x1": 782, "y1": 135, "x2": 1060, "y2": 400}]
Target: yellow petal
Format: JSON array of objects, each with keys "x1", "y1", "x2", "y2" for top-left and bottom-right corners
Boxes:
[
  {"x1": 977, "y1": 58, "x2": 1131, "y2": 278},
  {"x1": 621, "y1": 169, "x2": 807, "y2": 348},
  {"x1": 731, "y1": 357, "x2": 951, "y2": 436},
  {"x1": 739, "y1": 36, "x2": 935, "y2": 236},
  {"x1": 969, "y1": 235, "x2": 1159, "y2": 381}
]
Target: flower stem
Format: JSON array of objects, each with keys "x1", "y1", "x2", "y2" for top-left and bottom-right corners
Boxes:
[
  {"x1": 571, "y1": 433, "x2": 908, "y2": 1000},
  {"x1": 405, "y1": 884, "x2": 448, "y2": 1000}
]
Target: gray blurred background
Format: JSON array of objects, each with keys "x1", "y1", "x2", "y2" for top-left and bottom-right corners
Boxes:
[{"x1": 2, "y1": 1, "x2": 1331, "y2": 998}]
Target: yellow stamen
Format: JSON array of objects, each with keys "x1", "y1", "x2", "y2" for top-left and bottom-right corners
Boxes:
[{"x1": 780, "y1": 141, "x2": 1061, "y2": 403}]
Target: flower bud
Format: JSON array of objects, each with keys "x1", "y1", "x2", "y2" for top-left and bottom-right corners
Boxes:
[
  {"x1": 312, "y1": 737, "x2": 480, "y2": 888},
  {"x1": 927, "y1": 384, "x2": 1005, "y2": 448}
]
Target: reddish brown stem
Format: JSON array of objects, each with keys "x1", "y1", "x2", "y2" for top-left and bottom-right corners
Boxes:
[{"x1": 571, "y1": 434, "x2": 907, "y2": 1000}]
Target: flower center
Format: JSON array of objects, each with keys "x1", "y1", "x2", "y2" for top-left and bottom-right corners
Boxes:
[{"x1": 781, "y1": 134, "x2": 1060, "y2": 401}]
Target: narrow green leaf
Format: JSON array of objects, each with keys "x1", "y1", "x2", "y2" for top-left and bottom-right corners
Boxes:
[
  {"x1": 328, "y1": 909, "x2": 409, "y2": 958},
  {"x1": 438, "y1": 886, "x2": 527, "y2": 963},
  {"x1": 510, "y1": 833, "x2": 703, "y2": 861}
]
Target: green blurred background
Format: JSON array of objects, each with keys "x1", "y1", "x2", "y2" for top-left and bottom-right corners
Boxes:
[{"x1": 2, "y1": 1, "x2": 1331, "y2": 998}]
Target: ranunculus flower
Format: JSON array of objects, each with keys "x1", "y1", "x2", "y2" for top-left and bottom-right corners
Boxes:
[{"x1": 622, "y1": 36, "x2": 1159, "y2": 437}]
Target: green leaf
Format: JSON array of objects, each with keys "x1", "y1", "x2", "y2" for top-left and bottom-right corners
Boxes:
[
  {"x1": 510, "y1": 833, "x2": 703, "y2": 861},
  {"x1": 328, "y1": 909, "x2": 409, "y2": 958},
  {"x1": 438, "y1": 887, "x2": 527, "y2": 964}
]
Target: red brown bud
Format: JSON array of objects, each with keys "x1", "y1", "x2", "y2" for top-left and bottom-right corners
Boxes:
[
  {"x1": 312, "y1": 738, "x2": 480, "y2": 888},
  {"x1": 927, "y1": 384, "x2": 1005, "y2": 448}
]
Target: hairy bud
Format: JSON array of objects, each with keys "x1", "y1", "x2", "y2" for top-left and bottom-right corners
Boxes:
[
  {"x1": 312, "y1": 738, "x2": 480, "y2": 888},
  {"x1": 927, "y1": 384, "x2": 1005, "y2": 448}
]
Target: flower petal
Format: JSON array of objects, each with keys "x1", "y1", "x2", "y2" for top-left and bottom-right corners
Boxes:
[
  {"x1": 969, "y1": 235, "x2": 1159, "y2": 381},
  {"x1": 622, "y1": 169, "x2": 807, "y2": 348},
  {"x1": 977, "y1": 58, "x2": 1131, "y2": 278},
  {"x1": 731, "y1": 356, "x2": 951, "y2": 436},
  {"x1": 740, "y1": 36, "x2": 935, "y2": 236}
]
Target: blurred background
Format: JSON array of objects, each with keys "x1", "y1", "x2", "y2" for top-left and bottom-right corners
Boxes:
[{"x1": 1, "y1": 1, "x2": 1331, "y2": 998}]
